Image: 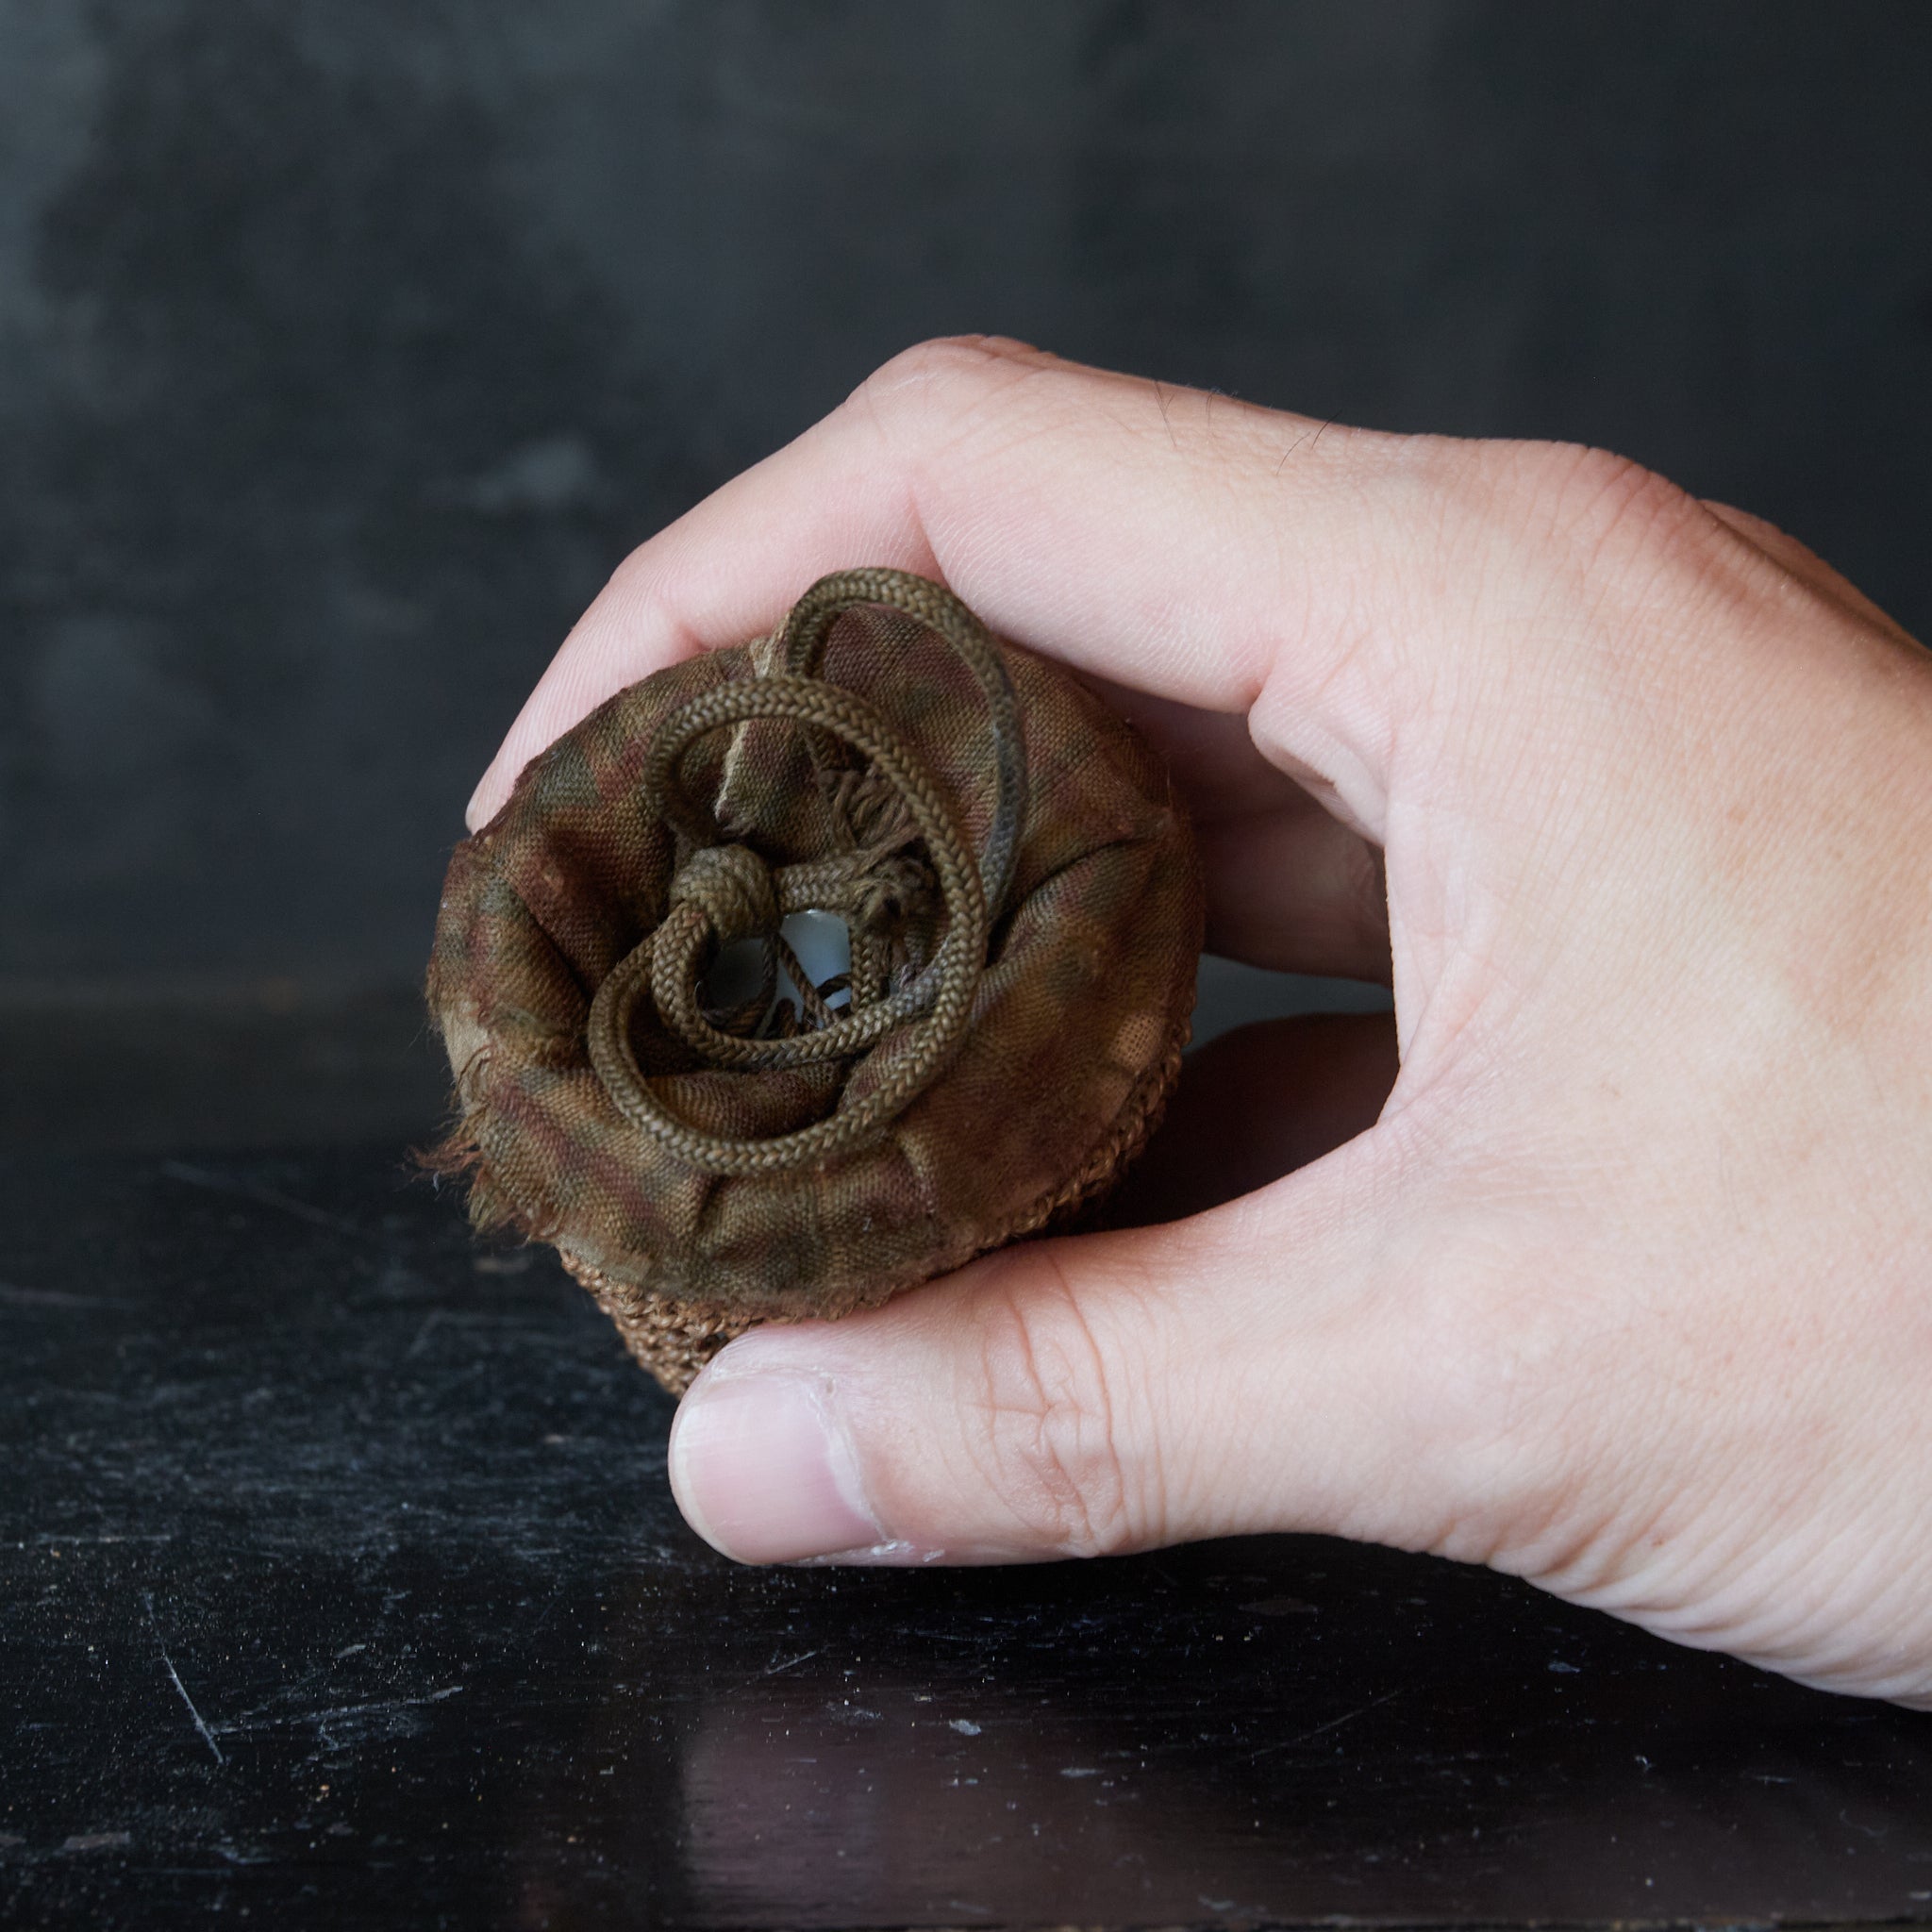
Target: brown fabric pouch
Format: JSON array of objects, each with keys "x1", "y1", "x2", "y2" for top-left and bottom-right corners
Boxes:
[{"x1": 426, "y1": 571, "x2": 1203, "y2": 1391}]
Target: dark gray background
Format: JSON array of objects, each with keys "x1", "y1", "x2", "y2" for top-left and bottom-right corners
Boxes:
[{"x1": 3, "y1": 0, "x2": 1928, "y2": 1146}]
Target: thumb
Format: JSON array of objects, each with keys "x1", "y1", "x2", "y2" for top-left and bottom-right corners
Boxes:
[{"x1": 666, "y1": 1131, "x2": 1437, "y2": 1566}]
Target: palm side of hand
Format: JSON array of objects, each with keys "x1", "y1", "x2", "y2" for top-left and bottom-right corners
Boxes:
[{"x1": 469, "y1": 340, "x2": 1932, "y2": 1706}]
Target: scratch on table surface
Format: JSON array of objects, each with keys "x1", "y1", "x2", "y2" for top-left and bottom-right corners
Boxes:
[
  {"x1": 407, "y1": 1310, "x2": 446, "y2": 1358},
  {"x1": 142, "y1": 1591, "x2": 225, "y2": 1766},
  {"x1": 25, "y1": 1532, "x2": 175, "y2": 1547},
  {"x1": 1245, "y1": 1688, "x2": 1402, "y2": 1762},
  {"x1": 297, "y1": 1684, "x2": 466, "y2": 1724},
  {"x1": 228, "y1": 1684, "x2": 466, "y2": 1732},
  {"x1": 0, "y1": 1282, "x2": 138, "y2": 1310},
  {"x1": 158, "y1": 1161, "x2": 358, "y2": 1236},
  {"x1": 758, "y1": 1647, "x2": 823, "y2": 1680}
]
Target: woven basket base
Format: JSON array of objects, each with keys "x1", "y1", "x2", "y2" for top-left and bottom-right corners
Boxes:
[{"x1": 561, "y1": 1254, "x2": 758, "y2": 1395}]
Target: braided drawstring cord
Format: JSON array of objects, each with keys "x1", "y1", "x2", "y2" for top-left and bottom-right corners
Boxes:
[{"x1": 585, "y1": 571, "x2": 1026, "y2": 1175}]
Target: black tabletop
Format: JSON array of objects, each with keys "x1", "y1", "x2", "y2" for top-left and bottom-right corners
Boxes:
[{"x1": 4, "y1": 1148, "x2": 1929, "y2": 1930}]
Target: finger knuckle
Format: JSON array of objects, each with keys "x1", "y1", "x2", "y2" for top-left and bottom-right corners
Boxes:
[
  {"x1": 856, "y1": 333, "x2": 1042, "y2": 401},
  {"x1": 846, "y1": 335, "x2": 1055, "y2": 452},
  {"x1": 1477, "y1": 439, "x2": 1707, "y2": 573},
  {"x1": 959, "y1": 1248, "x2": 1137, "y2": 1557}
]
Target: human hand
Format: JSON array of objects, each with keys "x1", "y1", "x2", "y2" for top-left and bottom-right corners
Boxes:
[{"x1": 468, "y1": 340, "x2": 1932, "y2": 1707}]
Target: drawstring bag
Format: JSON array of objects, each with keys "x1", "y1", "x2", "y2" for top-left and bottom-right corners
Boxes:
[{"x1": 427, "y1": 570, "x2": 1203, "y2": 1391}]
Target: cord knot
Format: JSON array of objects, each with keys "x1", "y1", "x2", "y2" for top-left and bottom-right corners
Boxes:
[{"x1": 667, "y1": 842, "x2": 777, "y2": 946}]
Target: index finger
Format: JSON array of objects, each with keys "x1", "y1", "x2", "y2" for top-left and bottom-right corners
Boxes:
[{"x1": 467, "y1": 336, "x2": 1458, "y2": 834}]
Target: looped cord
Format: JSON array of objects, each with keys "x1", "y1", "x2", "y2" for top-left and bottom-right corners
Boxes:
[
  {"x1": 585, "y1": 572, "x2": 1028, "y2": 1176},
  {"x1": 780, "y1": 568, "x2": 1025, "y2": 924}
]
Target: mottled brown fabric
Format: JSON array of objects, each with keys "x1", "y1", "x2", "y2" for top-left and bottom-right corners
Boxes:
[{"x1": 427, "y1": 571, "x2": 1202, "y2": 1391}]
